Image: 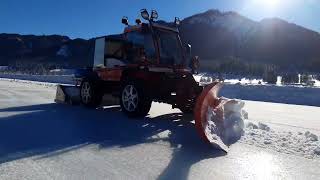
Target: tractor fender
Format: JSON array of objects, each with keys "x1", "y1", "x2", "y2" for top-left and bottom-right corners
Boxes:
[
  {"x1": 120, "y1": 68, "x2": 152, "y2": 98},
  {"x1": 84, "y1": 71, "x2": 100, "y2": 82},
  {"x1": 121, "y1": 67, "x2": 150, "y2": 82}
]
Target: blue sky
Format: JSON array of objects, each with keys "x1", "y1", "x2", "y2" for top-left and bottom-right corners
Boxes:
[{"x1": 0, "y1": 0, "x2": 319, "y2": 39}]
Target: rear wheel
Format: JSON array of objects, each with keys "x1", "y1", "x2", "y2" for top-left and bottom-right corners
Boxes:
[
  {"x1": 120, "y1": 81, "x2": 152, "y2": 118},
  {"x1": 80, "y1": 79, "x2": 103, "y2": 108}
]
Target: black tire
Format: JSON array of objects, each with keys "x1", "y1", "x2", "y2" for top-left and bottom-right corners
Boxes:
[
  {"x1": 80, "y1": 79, "x2": 103, "y2": 108},
  {"x1": 120, "y1": 80, "x2": 152, "y2": 118}
]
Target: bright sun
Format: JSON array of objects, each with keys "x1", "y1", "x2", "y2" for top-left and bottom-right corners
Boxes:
[
  {"x1": 264, "y1": 0, "x2": 279, "y2": 7},
  {"x1": 243, "y1": 0, "x2": 284, "y2": 16}
]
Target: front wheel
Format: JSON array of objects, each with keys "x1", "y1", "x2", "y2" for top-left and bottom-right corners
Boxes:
[{"x1": 120, "y1": 81, "x2": 152, "y2": 118}]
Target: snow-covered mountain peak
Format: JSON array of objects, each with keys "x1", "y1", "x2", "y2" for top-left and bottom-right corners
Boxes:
[
  {"x1": 186, "y1": 9, "x2": 248, "y2": 24},
  {"x1": 185, "y1": 9, "x2": 258, "y2": 41}
]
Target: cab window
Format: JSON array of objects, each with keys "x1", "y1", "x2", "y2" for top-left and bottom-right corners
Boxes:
[
  {"x1": 105, "y1": 40, "x2": 124, "y2": 60},
  {"x1": 156, "y1": 29, "x2": 184, "y2": 66},
  {"x1": 126, "y1": 31, "x2": 157, "y2": 63}
]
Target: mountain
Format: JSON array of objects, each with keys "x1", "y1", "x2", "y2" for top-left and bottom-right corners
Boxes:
[
  {"x1": 179, "y1": 9, "x2": 320, "y2": 72},
  {"x1": 1, "y1": 9, "x2": 320, "y2": 73},
  {"x1": 0, "y1": 34, "x2": 94, "y2": 69}
]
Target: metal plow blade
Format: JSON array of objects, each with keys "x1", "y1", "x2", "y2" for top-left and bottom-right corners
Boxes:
[
  {"x1": 194, "y1": 82, "x2": 246, "y2": 152},
  {"x1": 55, "y1": 85, "x2": 81, "y2": 105}
]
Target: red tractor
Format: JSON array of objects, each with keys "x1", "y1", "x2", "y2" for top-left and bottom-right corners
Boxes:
[
  {"x1": 56, "y1": 9, "x2": 227, "y2": 149},
  {"x1": 78, "y1": 9, "x2": 204, "y2": 117}
]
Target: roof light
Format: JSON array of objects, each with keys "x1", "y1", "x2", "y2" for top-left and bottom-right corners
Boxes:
[
  {"x1": 151, "y1": 10, "x2": 158, "y2": 20},
  {"x1": 135, "y1": 19, "x2": 142, "y2": 25},
  {"x1": 140, "y1": 9, "x2": 150, "y2": 20},
  {"x1": 122, "y1": 16, "x2": 129, "y2": 25},
  {"x1": 174, "y1": 17, "x2": 180, "y2": 26}
]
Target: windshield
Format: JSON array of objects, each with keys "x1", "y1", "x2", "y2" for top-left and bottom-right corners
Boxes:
[
  {"x1": 126, "y1": 31, "x2": 157, "y2": 62},
  {"x1": 156, "y1": 29, "x2": 184, "y2": 66}
]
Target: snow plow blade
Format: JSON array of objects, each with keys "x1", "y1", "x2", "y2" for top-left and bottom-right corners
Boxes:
[
  {"x1": 194, "y1": 82, "x2": 228, "y2": 152},
  {"x1": 194, "y1": 82, "x2": 246, "y2": 152},
  {"x1": 54, "y1": 85, "x2": 81, "y2": 105},
  {"x1": 194, "y1": 82, "x2": 229, "y2": 152}
]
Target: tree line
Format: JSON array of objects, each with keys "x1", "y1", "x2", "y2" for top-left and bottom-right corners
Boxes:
[{"x1": 200, "y1": 56, "x2": 320, "y2": 84}]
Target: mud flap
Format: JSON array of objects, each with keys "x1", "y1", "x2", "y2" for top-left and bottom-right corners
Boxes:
[
  {"x1": 55, "y1": 85, "x2": 81, "y2": 105},
  {"x1": 194, "y1": 82, "x2": 229, "y2": 152}
]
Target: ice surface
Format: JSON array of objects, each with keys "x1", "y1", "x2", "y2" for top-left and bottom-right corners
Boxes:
[{"x1": 1, "y1": 79, "x2": 320, "y2": 179}]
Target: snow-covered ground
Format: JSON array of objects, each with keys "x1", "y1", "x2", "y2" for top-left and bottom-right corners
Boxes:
[
  {"x1": 315, "y1": 79, "x2": 320, "y2": 86},
  {"x1": 2, "y1": 74, "x2": 320, "y2": 107},
  {"x1": 205, "y1": 98, "x2": 320, "y2": 158},
  {"x1": 224, "y1": 78, "x2": 266, "y2": 85},
  {"x1": 0, "y1": 79, "x2": 319, "y2": 179},
  {"x1": 0, "y1": 74, "x2": 74, "y2": 84},
  {"x1": 194, "y1": 74, "x2": 320, "y2": 106},
  {"x1": 220, "y1": 84, "x2": 320, "y2": 106}
]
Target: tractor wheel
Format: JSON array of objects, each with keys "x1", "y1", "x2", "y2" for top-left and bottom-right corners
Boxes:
[
  {"x1": 120, "y1": 81, "x2": 152, "y2": 118},
  {"x1": 80, "y1": 79, "x2": 103, "y2": 108}
]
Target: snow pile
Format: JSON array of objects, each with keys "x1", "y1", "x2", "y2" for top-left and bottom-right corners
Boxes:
[
  {"x1": 205, "y1": 98, "x2": 247, "y2": 151},
  {"x1": 205, "y1": 99, "x2": 320, "y2": 158},
  {"x1": 241, "y1": 121, "x2": 320, "y2": 158},
  {"x1": 222, "y1": 99, "x2": 246, "y2": 144},
  {"x1": 315, "y1": 79, "x2": 320, "y2": 87},
  {"x1": 224, "y1": 78, "x2": 266, "y2": 85}
]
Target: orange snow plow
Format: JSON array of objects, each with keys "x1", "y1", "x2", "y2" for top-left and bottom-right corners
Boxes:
[{"x1": 194, "y1": 82, "x2": 246, "y2": 152}]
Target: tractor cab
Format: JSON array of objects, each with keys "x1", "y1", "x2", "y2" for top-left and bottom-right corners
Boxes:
[
  {"x1": 123, "y1": 22, "x2": 187, "y2": 68},
  {"x1": 93, "y1": 9, "x2": 197, "y2": 74}
]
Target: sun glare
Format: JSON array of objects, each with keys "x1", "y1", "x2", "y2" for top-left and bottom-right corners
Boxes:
[
  {"x1": 265, "y1": 0, "x2": 279, "y2": 7},
  {"x1": 252, "y1": 0, "x2": 281, "y2": 10}
]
